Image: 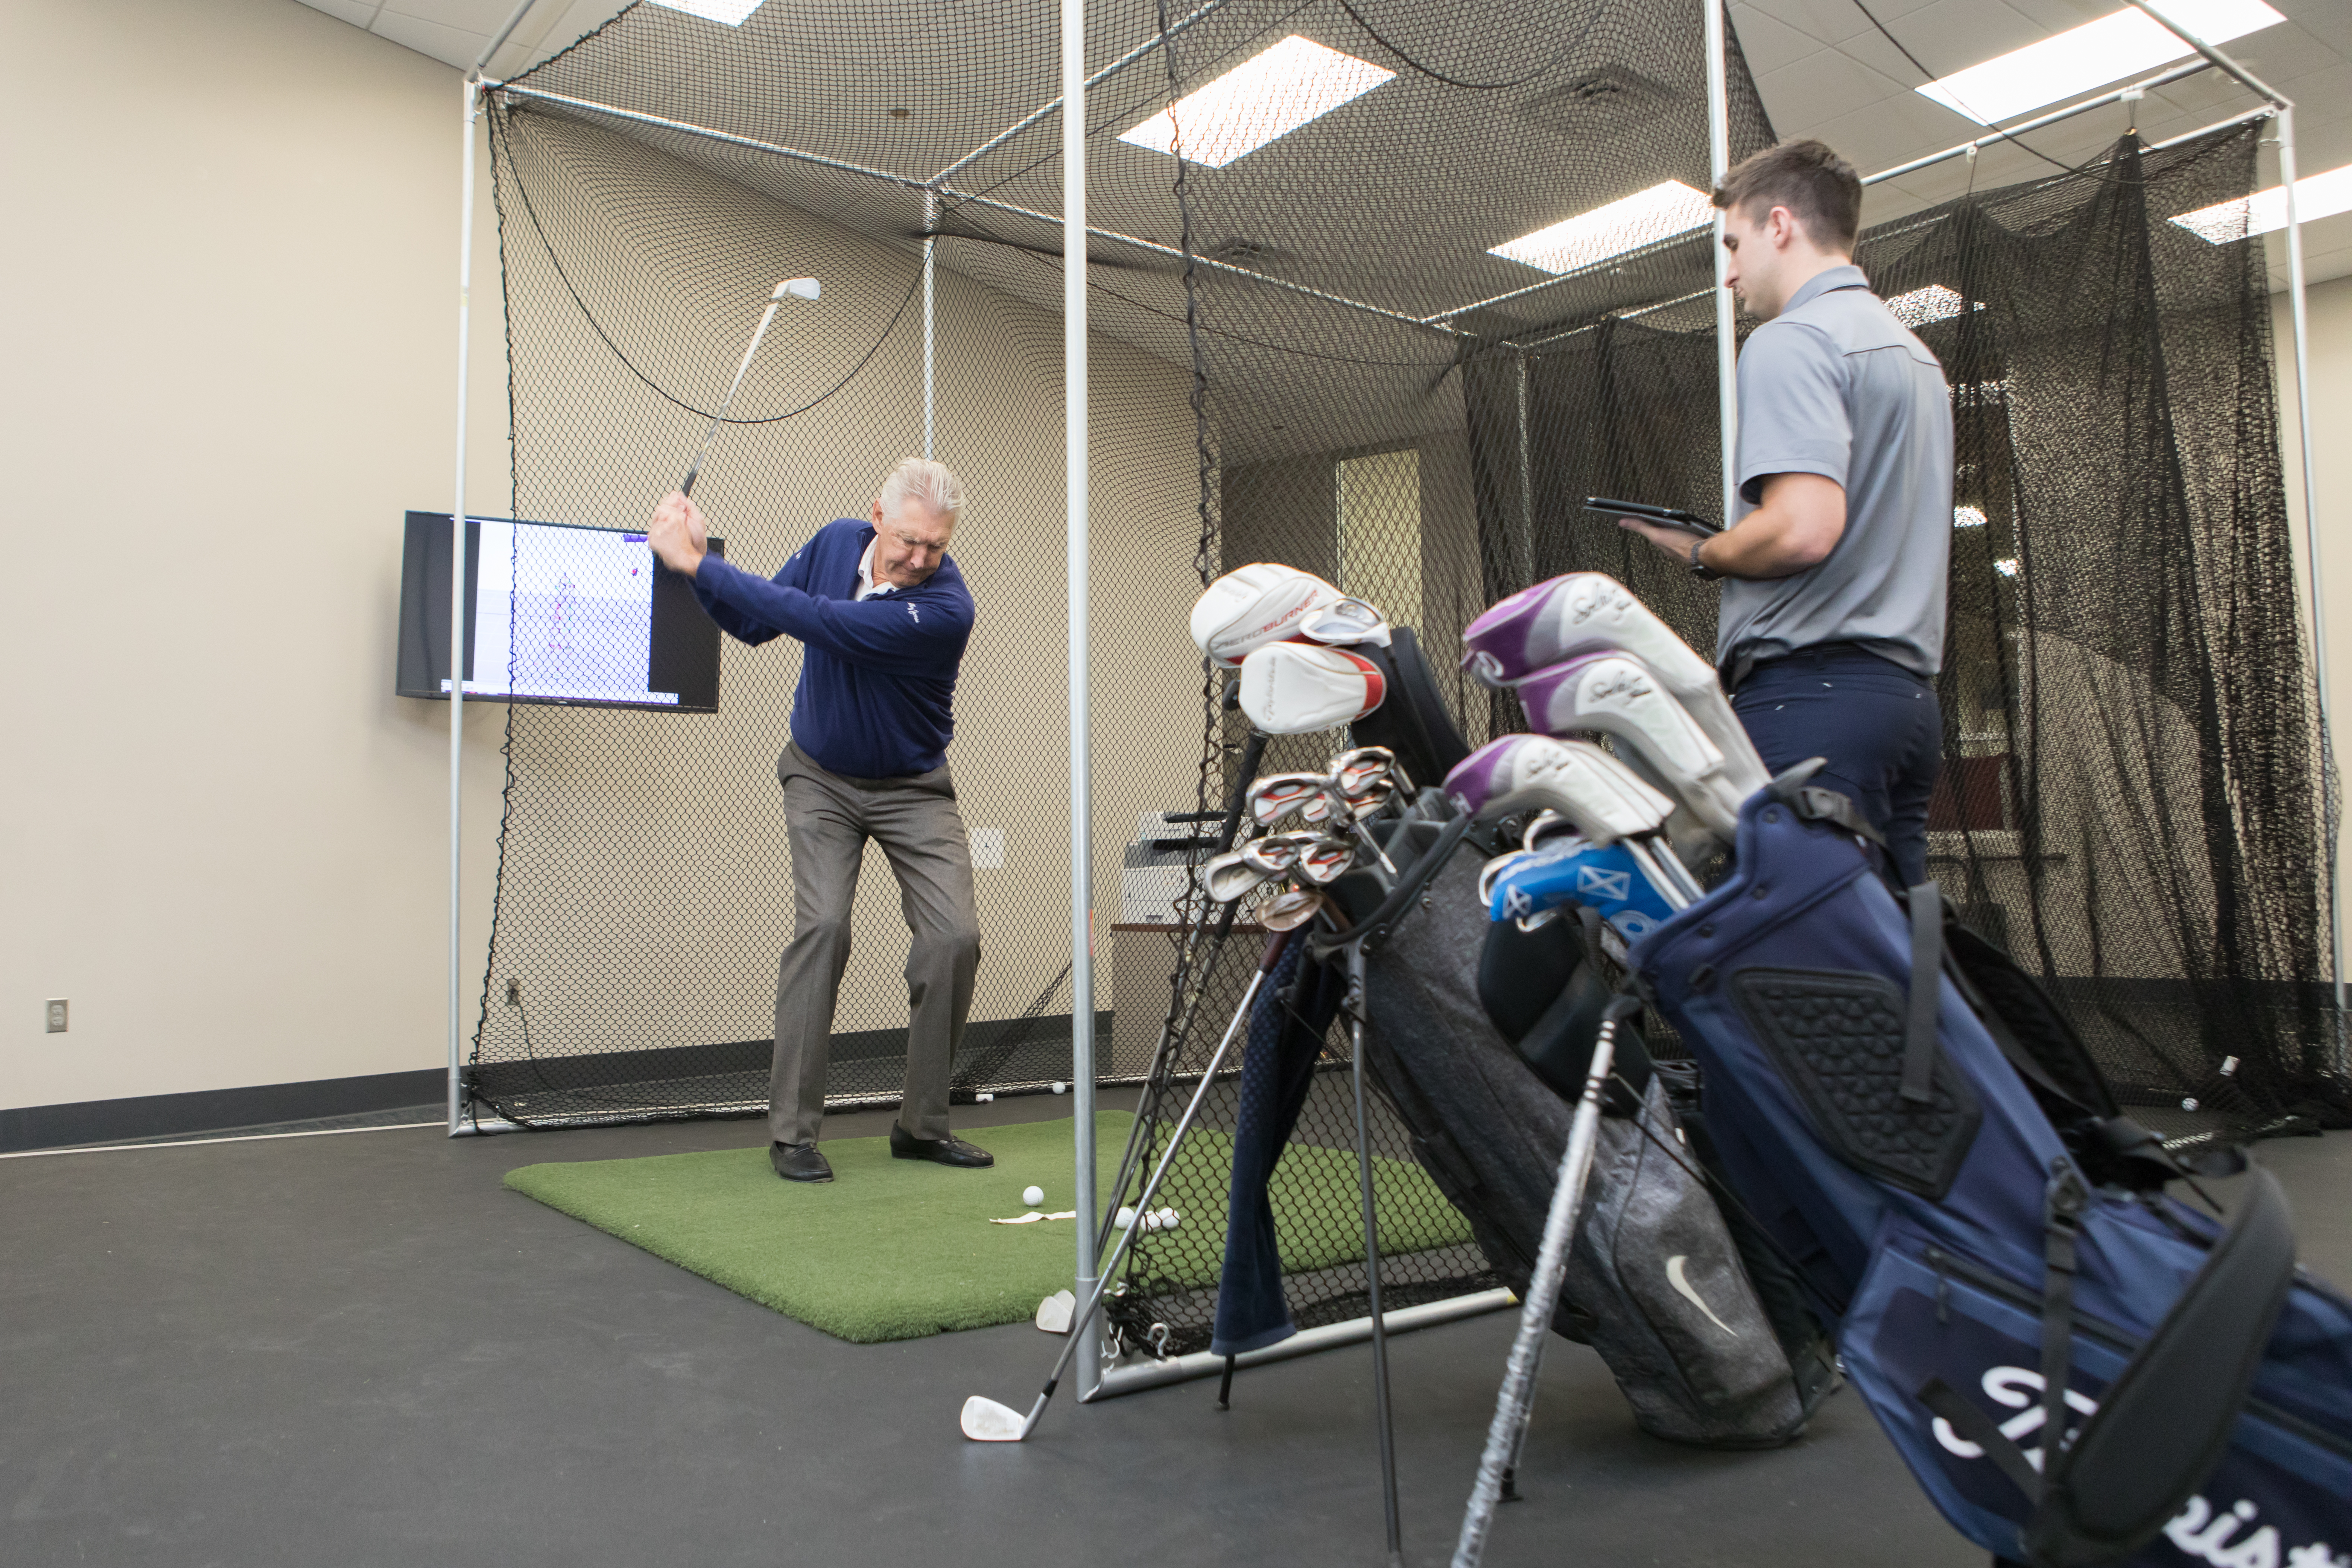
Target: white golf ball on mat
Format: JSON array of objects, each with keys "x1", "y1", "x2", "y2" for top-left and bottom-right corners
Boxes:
[
  {"x1": 1022, "y1": 1185, "x2": 1045, "y2": 1208},
  {"x1": 1115, "y1": 1206, "x2": 1137, "y2": 1229},
  {"x1": 1052, "y1": 1081, "x2": 1068, "y2": 1094},
  {"x1": 1156, "y1": 1207, "x2": 1180, "y2": 1230}
]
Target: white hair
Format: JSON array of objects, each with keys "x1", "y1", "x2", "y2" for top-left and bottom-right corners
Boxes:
[{"x1": 877, "y1": 456, "x2": 965, "y2": 525}]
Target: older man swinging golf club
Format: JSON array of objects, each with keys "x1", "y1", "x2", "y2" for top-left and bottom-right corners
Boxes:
[{"x1": 648, "y1": 456, "x2": 992, "y2": 1183}]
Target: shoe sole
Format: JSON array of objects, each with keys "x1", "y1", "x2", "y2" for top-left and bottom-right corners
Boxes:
[{"x1": 890, "y1": 1146, "x2": 994, "y2": 1168}]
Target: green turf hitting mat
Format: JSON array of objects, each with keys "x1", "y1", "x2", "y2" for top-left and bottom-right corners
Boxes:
[{"x1": 503, "y1": 1112, "x2": 1472, "y2": 1343}]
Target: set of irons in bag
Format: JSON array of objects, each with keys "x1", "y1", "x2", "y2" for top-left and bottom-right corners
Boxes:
[{"x1": 1181, "y1": 561, "x2": 2352, "y2": 1568}]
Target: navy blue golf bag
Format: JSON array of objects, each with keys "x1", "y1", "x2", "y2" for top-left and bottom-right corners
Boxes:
[{"x1": 1628, "y1": 774, "x2": 2352, "y2": 1568}]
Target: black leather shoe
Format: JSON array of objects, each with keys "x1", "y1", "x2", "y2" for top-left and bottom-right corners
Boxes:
[
  {"x1": 889, "y1": 1125, "x2": 994, "y2": 1168},
  {"x1": 771, "y1": 1141, "x2": 833, "y2": 1182}
]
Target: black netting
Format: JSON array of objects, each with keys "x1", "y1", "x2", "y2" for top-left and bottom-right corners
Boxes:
[
  {"x1": 1461, "y1": 126, "x2": 2349, "y2": 1146},
  {"x1": 460, "y1": 0, "x2": 2342, "y2": 1363}
]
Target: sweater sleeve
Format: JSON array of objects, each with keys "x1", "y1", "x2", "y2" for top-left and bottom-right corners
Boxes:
[
  {"x1": 688, "y1": 533, "x2": 821, "y2": 648},
  {"x1": 693, "y1": 553, "x2": 971, "y2": 675}
]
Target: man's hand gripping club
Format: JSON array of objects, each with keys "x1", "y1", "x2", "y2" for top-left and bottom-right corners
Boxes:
[{"x1": 649, "y1": 490, "x2": 710, "y2": 578}]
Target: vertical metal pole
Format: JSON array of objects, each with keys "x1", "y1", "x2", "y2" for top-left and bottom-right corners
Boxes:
[
  {"x1": 1064, "y1": 0, "x2": 1102, "y2": 1401},
  {"x1": 923, "y1": 188, "x2": 938, "y2": 462},
  {"x1": 448, "y1": 76, "x2": 481, "y2": 1137},
  {"x1": 1702, "y1": 0, "x2": 1737, "y2": 522},
  {"x1": 2277, "y1": 107, "x2": 2347, "y2": 1035},
  {"x1": 1514, "y1": 348, "x2": 1534, "y2": 587}
]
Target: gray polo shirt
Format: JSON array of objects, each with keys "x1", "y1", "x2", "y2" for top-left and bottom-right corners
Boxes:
[{"x1": 1717, "y1": 263, "x2": 1953, "y2": 678}]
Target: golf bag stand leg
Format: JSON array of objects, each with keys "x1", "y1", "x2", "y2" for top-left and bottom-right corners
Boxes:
[
  {"x1": 1450, "y1": 1000, "x2": 1630, "y2": 1568},
  {"x1": 1346, "y1": 944, "x2": 1406, "y2": 1568}
]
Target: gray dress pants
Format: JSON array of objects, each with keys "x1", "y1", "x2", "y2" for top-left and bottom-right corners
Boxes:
[{"x1": 770, "y1": 742, "x2": 982, "y2": 1146}]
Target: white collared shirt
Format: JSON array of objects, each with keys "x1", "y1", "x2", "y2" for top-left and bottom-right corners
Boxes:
[{"x1": 855, "y1": 537, "x2": 897, "y2": 601}]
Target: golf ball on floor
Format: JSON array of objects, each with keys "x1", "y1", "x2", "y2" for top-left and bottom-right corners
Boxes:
[
  {"x1": 1156, "y1": 1207, "x2": 1180, "y2": 1230},
  {"x1": 1051, "y1": 1081, "x2": 1068, "y2": 1094},
  {"x1": 1022, "y1": 1185, "x2": 1045, "y2": 1208},
  {"x1": 1115, "y1": 1206, "x2": 1136, "y2": 1229}
]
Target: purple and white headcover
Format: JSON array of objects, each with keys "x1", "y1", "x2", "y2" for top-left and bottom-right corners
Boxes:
[{"x1": 1460, "y1": 571, "x2": 1717, "y2": 695}]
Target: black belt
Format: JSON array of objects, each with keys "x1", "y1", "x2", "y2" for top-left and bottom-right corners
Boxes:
[{"x1": 1723, "y1": 640, "x2": 1914, "y2": 695}]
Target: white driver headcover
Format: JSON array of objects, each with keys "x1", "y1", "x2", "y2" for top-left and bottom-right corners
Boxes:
[
  {"x1": 1447, "y1": 735, "x2": 1674, "y2": 845},
  {"x1": 1518, "y1": 652, "x2": 1760, "y2": 837},
  {"x1": 1237, "y1": 642, "x2": 1386, "y2": 735},
  {"x1": 1190, "y1": 563, "x2": 1345, "y2": 669}
]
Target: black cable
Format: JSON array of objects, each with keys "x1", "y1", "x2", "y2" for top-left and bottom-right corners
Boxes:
[
  {"x1": 1332, "y1": 0, "x2": 1610, "y2": 93},
  {"x1": 496, "y1": 102, "x2": 925, "y2": 426}
]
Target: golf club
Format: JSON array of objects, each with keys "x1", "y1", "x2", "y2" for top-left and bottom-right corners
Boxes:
[
  {"x1": 1259, "y1": 886, "x2": 1328, "y2": 931},
  {"x1": 1294, "y1": 838, "x2": 1357, "y2": 886},
  {"x1": 678, "y1": 276, "x2": 820, "y2": 498},
  {"x1": 1202, "y1": 848, "x2": 1280, "y2": 904},
  {"x1": 1241, "y1": 830, "x2": 1323, "y2": 879},
  {"x1": 1247, "y1": 772, "x2": 1331, "y2": 829},
  {"x1": 961, "y1": 932, "x2": 1295, "y2": 1443}
]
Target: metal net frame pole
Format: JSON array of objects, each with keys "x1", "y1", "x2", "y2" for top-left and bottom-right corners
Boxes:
[
  {"x1": 923, "y1": 187, "x2": 938, "y2": 462},
  {"x1": 448, "y1": 73, "x2": 480, "y2": 1136},
  {"x1": 1703, "y1": 0, "x2": 1736, "y2": 524},
  {"x1": 1063, "y1": 0, "x2": 1104, "y2": 1402}
]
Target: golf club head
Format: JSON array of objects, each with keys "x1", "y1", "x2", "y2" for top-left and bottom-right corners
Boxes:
[
  {"x1": 1241, "y1": 830, "x2": 1320, "y2": 876},
  {"x1": 776, "y1": 277, "x2": 822, "y2": 302},
  {"x1": 1441, "y1": 734, "x2": 1674, "y2": 845},
  {"x1": 1300, "y1": 790, "x2": 1336, "y2": 826},
  {"x1": 1295, "y1": 839, "x2": 1355, "y2": 885},
  {"x1": 1481, "y1": 837, "x2": 1680, "y2": 943},
  {"x1": 1515, "y1": 652, "x2": 1757, "y2": 837},
  {"x1": 1259, "y1": 886, "x2": 1328, "y2": 931},
  {"x1": 960, "y1": 1394, "x2": 1032, "y2": 1442},
  {"x1": 1343, "y1": 779, "x2": 1396, "y2": 819},
  {"x1": 1330, "y1": 745, "x2": 1396, "y2": 796},
  {"x1": 1462, "y1": 572, "x2": 1766, "y2": 785},
  {"x1": 1202, "y1": 848, "x2": 1276, "y2": 903},
  {"x1": 1296, "y1": 596, "x2": 1392, "y2": 649},
  {"x1": 1190, "y1": 563, "x2": 1345, "y2": 669},
  {"x1": 1247, "y1": 772, "x2": 1328, "y2": 829},
  {"x1": 1237, "y1": 642, "x2": 1387, "y2": 735},
  {"x1": 1522, "y1": 809, "x2": 1582, "y2": 852}
]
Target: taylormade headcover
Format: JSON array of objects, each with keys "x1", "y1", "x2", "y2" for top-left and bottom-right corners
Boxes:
[
  {"x1": 1190, "y1": 563, "x2": 1345, "y2": 669},
  {"x1": 1237, "y1": 642, "x2": 1386, "y2": 734}
]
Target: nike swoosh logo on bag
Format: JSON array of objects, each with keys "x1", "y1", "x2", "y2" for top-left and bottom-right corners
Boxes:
[{"x1": 1667, "y1": 1254, "x2": 1737, "y2": 1335}]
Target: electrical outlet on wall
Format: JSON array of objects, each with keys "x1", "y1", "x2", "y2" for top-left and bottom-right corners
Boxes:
[
  {"x1": 969, "y1": 827, "x2": 1005, "y2": 871},
  {"x1": 45, "y1": 999, "x2": 68, "y2": 1033}
]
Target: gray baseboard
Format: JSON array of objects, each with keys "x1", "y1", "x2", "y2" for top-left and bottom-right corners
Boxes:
[{"x1": 1, "y1": 1069, "x2": 449, "y2": 1154}]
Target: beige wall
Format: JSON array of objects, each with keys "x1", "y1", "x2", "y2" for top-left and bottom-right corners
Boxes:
[
  {"x1": 0, "y1": 0, "x2": 1201, "y2": 1112},
  {"x1": 2275, "y1": 273, "x2": 2352, "y2": 921}
]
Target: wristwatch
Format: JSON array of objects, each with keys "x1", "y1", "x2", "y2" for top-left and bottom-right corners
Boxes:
[{"x1": 1688, "y1": 535, "x2": 1720, "y2": 581}]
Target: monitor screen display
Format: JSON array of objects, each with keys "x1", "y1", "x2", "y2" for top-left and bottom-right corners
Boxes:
[{"x1": 396, "y1": 511, "x2": 724, "y2": 713}]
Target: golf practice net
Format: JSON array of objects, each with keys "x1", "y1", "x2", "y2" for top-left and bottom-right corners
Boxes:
[{"x1": 464, "y1": 0, "x2": 2346, "y2": 1360}]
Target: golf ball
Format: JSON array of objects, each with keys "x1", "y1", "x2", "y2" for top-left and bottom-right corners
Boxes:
[
  {"x1": 1156, "y1": 1207, "x2": 1180, "y2": 1230},
  {"x1": 1051, "y1": 1081, "x2": 1068, "y2": 1094},
  {"x1": 1022, "y1": 1185, "x2": 1045, "y2": 1207},
  {"x1": 1115, "y1": 1206, "x2": 1137, "y2": 1230}
]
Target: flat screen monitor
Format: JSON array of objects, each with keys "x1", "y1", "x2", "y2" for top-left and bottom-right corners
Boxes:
[{"x1": 395, "y1": 511, "x2": 725, "y2": 713}]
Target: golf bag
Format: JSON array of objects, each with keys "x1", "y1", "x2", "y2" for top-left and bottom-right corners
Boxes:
[
  {"x1": 1630, "y1": 775, "x2": 2352, "y2": 1566},
  {"x1": 1322, "y1": 822, "x2": 1819, "y2": 1448}
]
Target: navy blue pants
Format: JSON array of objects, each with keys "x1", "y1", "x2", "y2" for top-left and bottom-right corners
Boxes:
[{"x1": 1731, "y1": 644, "x2": 1943, "y2": 887}]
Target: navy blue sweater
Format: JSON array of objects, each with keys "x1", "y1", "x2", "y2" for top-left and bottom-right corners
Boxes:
[{"x1": 691, "y1": 518, "x2": 974, "y2": 778}]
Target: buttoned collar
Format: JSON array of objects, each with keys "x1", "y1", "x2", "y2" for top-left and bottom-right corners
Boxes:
[
  {"x1": 1782, "y1": 262, "x2": 1871, "y2": 315},
  {"x1": 855, "y1": 534, "x2": 896, "y2": 600}
]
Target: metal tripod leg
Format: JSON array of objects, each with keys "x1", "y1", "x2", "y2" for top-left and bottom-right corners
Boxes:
[{"x1": 1345, "y1": 945, "x2": 1405, "y2": 1568}]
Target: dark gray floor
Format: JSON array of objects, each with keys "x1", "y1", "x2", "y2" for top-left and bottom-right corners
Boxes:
[{"x1": 4, "y1": 1100, "x2": 2345, "y2": 1567}]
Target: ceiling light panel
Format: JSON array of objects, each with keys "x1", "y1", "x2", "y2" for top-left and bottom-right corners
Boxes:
[
  {"x1": 648, "y1": 0, "x2": 765, "y2": 22},
  {"x1": 1916, "y1": 0, "x2": 2283, "y2": 126},
  {"x1": 1117, "y1": 36, "x2": 1394, "y2": 168},
  {"x1": 2171, "y1": 164, "x2": 2352, "y2": 242},
  {"x1": 1490, "y1": 180, "x2": 1715, "y2": 275}
]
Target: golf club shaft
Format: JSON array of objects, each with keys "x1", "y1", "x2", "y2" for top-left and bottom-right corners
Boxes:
[
  {"x1": 1452, "y1": 1017, "x2": 1620, "y2": 1568},
  {"x1": 679, "y1": 295, "x2": 786, "y2": 497},
  {"x1": 1623, "y1": 840, "x2": 1697, "y2": 909},
  {"x1": 1346, "y1": 950, "x2": 1405, "y2": 1567},
  {"x1": 1020, "y1": 938, "x2": 1285, "y2": 1436}
]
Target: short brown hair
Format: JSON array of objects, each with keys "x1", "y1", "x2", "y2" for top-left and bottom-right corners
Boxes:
[{"x1": 1712, "y1": 139, "x2": 1862, "y2": 253}]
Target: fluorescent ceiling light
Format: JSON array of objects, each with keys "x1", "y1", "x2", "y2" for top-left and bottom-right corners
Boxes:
[
  {"x1": 2171, "y1": 164, "x2": 2352, "y2": 243},
  {"x1": 1887, "y1": 284, "x2": 1985, "y2": 327},
  {"x1": 1118, "y1": 36, "x2": 1393, "y2": 168},
  {"x1": 1490, "y1": 180, "x2": 1715, "y2": 275},
  {"x1": 649, "y1": 0, "x2": 764, "y2": 23},
  {"x1": 1916, "y1": 0, "x2": 2282, "y2": 126}
]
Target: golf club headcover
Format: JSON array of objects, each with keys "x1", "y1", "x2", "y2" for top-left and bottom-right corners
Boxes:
[
  {"x1": 1190, "y1": 563, "x2": 1345, "y2": 669},
  {"x1": 1516, "y1": 652, "x2": 1758, "y2": 838},
  {"x1": 1461, "y1": 571, "x2": 1768, "y2": 799},
  {"x1": 1482, "y1": 838, "x2": 1678, "y2": 944},
  {"x1": 1441, "y1": 734, "x2": 1673, "y2": 845},
  {"x1": 1294, "y1": 596, "x2": 1392, "y2": 649},
  {"x1": 1237, "y1": 642, "x2": 1386, "y2": 734}
]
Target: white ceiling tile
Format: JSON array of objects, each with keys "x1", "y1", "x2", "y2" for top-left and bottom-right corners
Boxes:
[
  {"x1": 1728, "y1": 6, "x2": 1826, "y2": 76},
  {"x1": 292, "y1": 0, "x2": 384, "y2": 26},
  {"x1": 378, "y1": 0, "x2": 505, "y2": 28},
  {"x1": 1757, "y1": 45, "x2": 1921, "y2": 126},
  {"x1": 367, "y1": 7, "x2": 491, "y2": 69}
]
